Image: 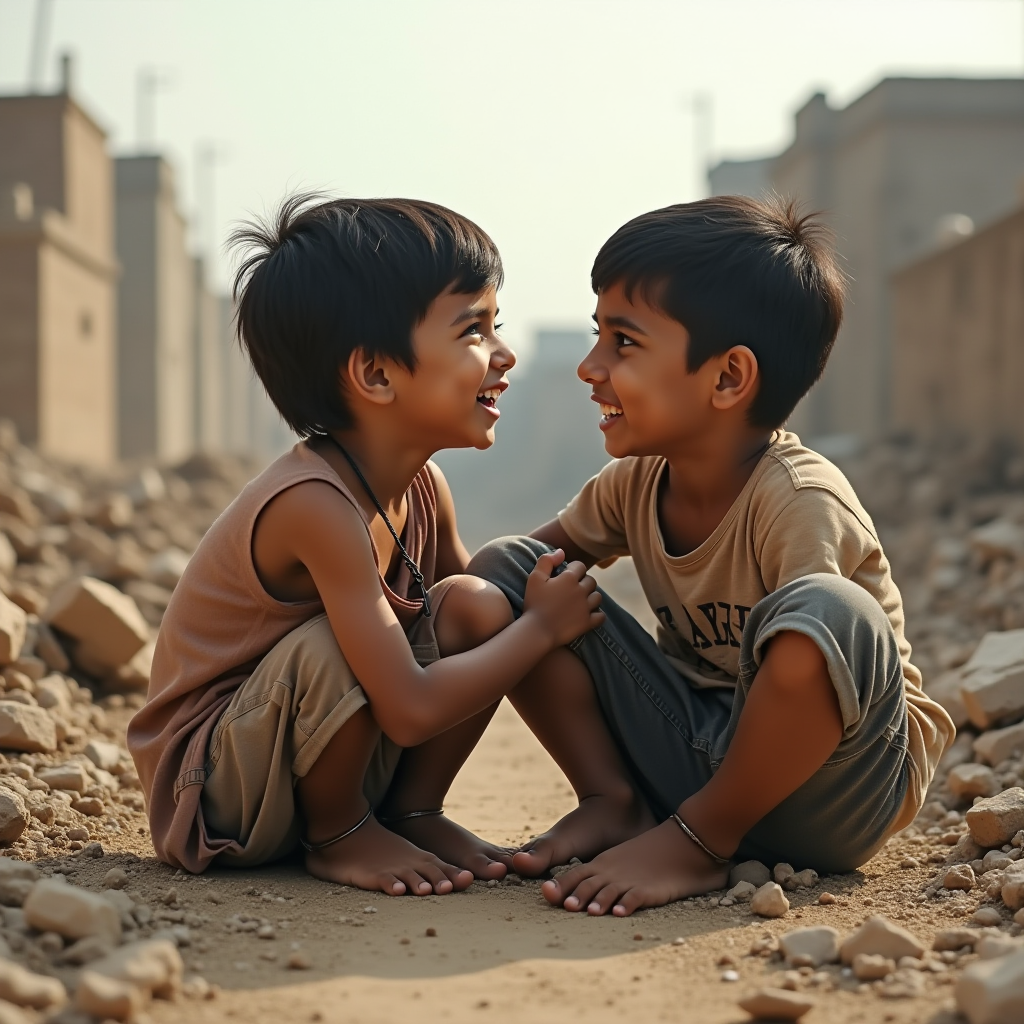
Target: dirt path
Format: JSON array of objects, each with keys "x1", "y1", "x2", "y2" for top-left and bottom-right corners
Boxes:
[{"x1": 54, "y1": 699, "x2": 964, "y2": 1024}]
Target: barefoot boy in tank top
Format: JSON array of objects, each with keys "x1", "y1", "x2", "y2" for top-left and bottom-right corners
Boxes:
[{"x1": 128, "y1": 195, "x2": 604, "y2": 894}]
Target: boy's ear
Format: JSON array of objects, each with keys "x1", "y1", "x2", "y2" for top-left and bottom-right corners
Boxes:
[
  {"x1": 710, "y1": 345, "x2": 759, "y2": 412},
  {"x1": 343, "y1": 349, "x2": 396, "y2": 407}
]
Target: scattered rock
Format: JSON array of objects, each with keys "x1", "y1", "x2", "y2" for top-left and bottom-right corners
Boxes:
[
  {"x1": 853, "y1": 953, "x2": 896, "y2": 980},
  {"x1": 0, "y1": 959, "x2": 66, "y2": 1009},
  {"x1": 71, "y1": 797, "x2": 103, "y2": 817},
  {"x1": 750, "y1": 882, "x2": 789, "y2": 919},
  {"x1": 102, "y1": 868, "x2": 128, "y2": 891},
  {"x1": 44, "y1": 577, "x2": 149, "y2": 675},
  {"x1": 943, "y1": 864, "x2": 977, "y2": 890},
  {"x1": 782, "y1": 868, "x2": 818, "y2": 891},
  {"x1": 56, "y1": 935, "x2": 115, "y2": 966},
  {"x1": 729, "y1": 861, "x2": 771, "y2": 889},
  {"x1": 88, "y1": 939, "x2": 183, "y2": 999},
  {"x1": 974, "y1": 722, "x2": 1024, "y2": 767},
  {"x1": 973, "y1": 907, "x2": 1004, "y2": 927},
  {"x1": 0, "y1": 702, "x2": 56, "y2": 753},
  {"x1": 959, "y1": 631, "x2": 1024, "y2": 729},
  {"x1": 956, "y1": 946, "x2": 1024, "y2": 1024},
  {"x1": 75, "y1": 970, "x2": 144, "y2": 1022},
  {"x1": 23, "y1": 880, "x2": 121, "y2": 945},
  {"x1": 773, "y1": 863, "x2": 795, "y2": 885},
  {"x1": 0, "y1": 791, "x2": 29, "y2": 845},
  {"x1": 726, "y1": 881, "x2": 756, "y2": 903},
  {"x1": 0, "y1": 595, "x2": 26, "y2": 667},
  {"x1": 977, "y1": 935, "x2": 1024, "y2": 960},
  {"x1": 778, "y1": 926, "x2": 840, "y2": 967},
  {"x1": 737, "y1": 987, "x2": 814, "y2": 1021},
  {"x1": 35, "y1": 763, "x2": 88, "y2": 794},
  {"x1": 949, "y1": 763, "x2": 1000, "y2": 799},
  {"x1": 287, "y1": 951, "x2": 311, "y2": 970},
  {"x1": 967, "y1": 789, "x2": 1024, "y2": 848},
  {"x1": 84, "y1": 740, "x2": 122, "y2": 772},
  {"x1": 840, "y1": 916, "x2": 924, "y2": 963}
]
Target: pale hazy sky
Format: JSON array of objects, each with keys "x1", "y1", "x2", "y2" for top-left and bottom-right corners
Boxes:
[{"x1": 1, "y1": 0, "x2": 1022, "y2": 357}]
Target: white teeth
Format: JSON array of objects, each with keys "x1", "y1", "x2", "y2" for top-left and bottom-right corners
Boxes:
[
  {"x1": 478, "y1": 389, "x2": 501, "y2": 401},
  {"x1": 600, "y1": 403, "x2": 623, "y2": 417}
]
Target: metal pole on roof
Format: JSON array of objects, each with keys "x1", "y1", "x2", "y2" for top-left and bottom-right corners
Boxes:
[{"x1": 27, "y1": 0, "x2": 54, "y2": 93}]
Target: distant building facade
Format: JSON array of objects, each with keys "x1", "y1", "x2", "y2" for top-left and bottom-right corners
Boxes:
[
  {"x1": 891, "y1": 203, "x2": 1024, "y2": 449},
  {"x1": 115, "y1": 155, "x2": 195, "y2": 461},
  {"x1": 709, "y1": 78, "x2": 1024, "y2": 442},
  {"x1": 0, "y1": 60, "x2": 118, "y2": 465}
]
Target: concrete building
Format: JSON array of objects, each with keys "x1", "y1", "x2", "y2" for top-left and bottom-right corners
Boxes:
[
  {"x1": 114, "y1": 155, "x2": 195, "y2": 461},
  {"x1": 891, "y1": 203, "x2": 1024, "y2": 449},
  {"x1": 0, "y1": 59, "x2": 119, "y2": 465},
  {"x1": 709, "y1": 78, "x2": 1024, "y2": 442}
]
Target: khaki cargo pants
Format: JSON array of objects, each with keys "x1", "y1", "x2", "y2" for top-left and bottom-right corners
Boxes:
[{"x1": 200, "y1": 586, "x2": 452, "y2": 867}]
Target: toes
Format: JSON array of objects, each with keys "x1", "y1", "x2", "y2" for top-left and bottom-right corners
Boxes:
[
  {"x1": 563, "y1": 874, "x2": 605, "y2": 912},
  {"x1": 612, "y1": 888, "x2": 645, "y2": 917},
  {"x1": 511, "y1": 848, "x2": 551, "y2": 878},
  {"x1": 381, "y1": 875, "x2": 407, "y2": 896},
  {"x1": 396, "y1": 869, "x2": 433, "y2": 896},
  {"x1": 540, "y1": 878, "x2": 564, "y2": 906},
  {"x1": 475, "y1": 857, "x2": 508, "y2": 881},
  {"x1": 587, "y1": 883, "x2": 627, "y2": 916}
]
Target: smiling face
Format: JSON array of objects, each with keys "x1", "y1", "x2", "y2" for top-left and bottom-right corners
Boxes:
[
  {"x1": 388, "y1": 284, "x2": 515, "y2": 451},
  {"x1": 581, "y1": 282, "x2": 754, "y2": 460}
]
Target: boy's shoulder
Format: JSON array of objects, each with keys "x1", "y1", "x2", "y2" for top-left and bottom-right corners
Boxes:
[{"x1": 756, "y1": 431, "x2": 877, "y2": 540}]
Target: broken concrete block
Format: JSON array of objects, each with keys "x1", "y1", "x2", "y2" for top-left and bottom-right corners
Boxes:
[
  {"x1": 36, "y1": 763, "x2": 89, "y2": 794},
  {"x1": 23, "y1": 880, "x2": 121, "y2": 945},
  {"x1": 956, "y1": 946, "x2": 1024, "y2": 1024},
  {"x1": 840, "y1": 916, "x2": 924, "y2": 963},
  {"x1": 959, "y1": 630, "x2": 1024, "y2": 729},
  {"x1": 968, "y1": 789, "x2": 1024, "y2": 848},
  {"x1": 0, "y1": 703, "x2": 55, "y2": 753},
  {"x1": 33, "y1": 674, "x2": 70, "y2": 714},
  {"x1": 0, "y1": 959, "x2": 66, "y2": 1010},
  {"x1": 975, "y1": 722, "x2": 1024, "y2": 767},
  {"x1": 779, "y1": 926, "x2": 840, "y2": 967},
  {"x1": 84, "y1": 739, "x2": 122, "y2": 773},
  {"x1": 934, "y1": 927, "x2": 981, "y2": 951},
  {"x1": 949, "y1": 763, "x2": 1000, "y2": 799},
  {"x1": 853, "y1": 953, "x2": 895, "y2": 980},
  {"x1": 737, "y1": 987, "x2": 814, "y2": 1021},
  {"x1": 0, "y1": 792, "x2": 28, "y2": 846},
  {"x1": 75, "y1": 970, "x2": 145, "y2": 1022},
  {"x1": 0, "y1": 594, "x2": 26, "y2": 667},
  {"x1": 44, "y1": 577, "x2": 148, "y2": 672},
  {"x1": 89, "y1": 938, "x2": 183, "y2": 999},
  {"x1": 726, "y1": 880, "x2": 756, "y2": 903},
  {"x1": 943, "y1": 864, "x2": 977, "y2": 890},
  {"x1": 750, "y1": 882, "x2": 789, "y2": 918}
]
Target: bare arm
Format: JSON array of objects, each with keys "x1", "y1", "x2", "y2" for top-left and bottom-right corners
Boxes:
[
  {"x1": 427, "y1": 462, "x2": 471, "y2": 578},
  {"x1": 260, "y1": 481, "x2": 602, "y2": 748},
  {"x1": 530, "y1": 518, "x2": 599, "y2": 569}
]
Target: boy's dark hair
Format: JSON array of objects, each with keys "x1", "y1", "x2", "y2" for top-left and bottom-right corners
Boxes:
[
  {"x1": 230, "y1": 194, "x2": 503, "y2": 436},
  {"x1": 591, "y1": 195, "x2": 845, "y2": 428}
]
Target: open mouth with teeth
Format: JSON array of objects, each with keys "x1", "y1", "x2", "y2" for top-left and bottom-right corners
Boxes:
[
  {"x1": 477, "y1": 388, "x2": 502, "y2": 409},
  {"x1": 599, "y1": 402, "x2": 624, "y2": 427}
]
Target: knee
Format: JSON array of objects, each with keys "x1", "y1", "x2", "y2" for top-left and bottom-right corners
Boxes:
[
  {"x1": 434, "y1": 576, "x2": 514, "y2": 656},
  {"x1": 769, "y1": 573, "x2": 892, "y2": 636},
  {"x1": 466, "y1": 536, "x2": 554, "y2": 587}
]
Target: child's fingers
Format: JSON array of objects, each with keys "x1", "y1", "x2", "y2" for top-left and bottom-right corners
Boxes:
[
  {"x1": 531, "y1": 549, "x2": 565, "y2": 579},
  {"x1": 587, "y1": 591, "x2": 602, "y2": 609}
]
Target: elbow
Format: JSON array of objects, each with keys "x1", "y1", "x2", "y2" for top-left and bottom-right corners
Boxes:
[{"x1": 377, "y1": 707, "x2": 436, "y2": 749}]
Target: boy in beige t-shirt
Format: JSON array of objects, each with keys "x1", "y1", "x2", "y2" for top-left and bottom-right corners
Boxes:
[{"x1": 470, "y1": 196, "x2": 954, "y2": 917}]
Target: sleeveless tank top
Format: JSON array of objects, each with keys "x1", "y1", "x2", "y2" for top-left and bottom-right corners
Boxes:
[{"x1": 127, "y1": 441, "x2": 438, "y2": 871}]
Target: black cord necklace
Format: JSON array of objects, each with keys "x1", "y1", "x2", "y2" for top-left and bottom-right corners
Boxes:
[{"x1": 324, "y1": 435, "x2": 431, "y2": 618}]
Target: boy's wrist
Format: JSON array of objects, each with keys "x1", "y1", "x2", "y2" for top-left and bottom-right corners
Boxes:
[{"x1": 518, "y1": 608, "x2": 560, "y2": 652}]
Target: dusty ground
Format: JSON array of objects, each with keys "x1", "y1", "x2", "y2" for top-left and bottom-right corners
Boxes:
[{"x1": 45, "y1": 558, "x2": 978, "y2": 1024}]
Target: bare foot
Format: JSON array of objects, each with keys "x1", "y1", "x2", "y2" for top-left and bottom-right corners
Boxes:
[
  {"x1": 384, "y1": 813, "x2": 514, "y2": 881},
  {"x1": 511, "y1": 791, "x2": 656, "y2": 878},
  {"x1": 541, "y1": 819, "x2": 730, "y2": 916},
  {"x1": 305, "y1": 815, "x2": 474, "y2": 895}
]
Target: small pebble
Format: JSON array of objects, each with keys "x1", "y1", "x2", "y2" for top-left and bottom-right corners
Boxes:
[
  {"x1": 363, "y1": 906, "x2": 377, "y2": 914},
  {"x1": 672, "y1": 937, "x2": 686, "y2": 946},
  {"x1": 721, "y1": 969, "x2": 740, "y2": 982},
  {"x1": 818, "y1": 892, "x2": 836, "y2": 905},
  {"x1": 103, "y1": 867, "x2": 128, "y2": 890},
  {"x1": 633, "y1": 933, "x2": 643, "y2": 942},
  {"x1": 287, "y1": 951, "x2": 312, "y2": 970},
  {"x1": 425, "y1": 927, "x2": 437, "y2": 937}
]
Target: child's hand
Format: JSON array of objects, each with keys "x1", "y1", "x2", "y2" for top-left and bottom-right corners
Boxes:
[{"x1": 523, "y1": 549, "x2": 604, "y2": 648}]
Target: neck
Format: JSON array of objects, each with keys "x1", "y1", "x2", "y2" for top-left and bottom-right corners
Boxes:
[
  {"x1": 325, "y1": 422, "x2": 433, "y2": 517},
  {"x1": 663, "y1": 425, "x2": 774, "y2": 513}
]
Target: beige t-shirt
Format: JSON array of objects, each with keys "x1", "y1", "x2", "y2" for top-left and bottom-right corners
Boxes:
[{"x1": 558, "y1": 431, "x2": 953, "y2": 832}]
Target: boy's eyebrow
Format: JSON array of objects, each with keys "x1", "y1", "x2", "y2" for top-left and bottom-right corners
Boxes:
[
  {"x1": 595, "y1": 313, "x2": 649, "y2": 336},
  {"x1": 450, "y1": 304, "x2": 495, "y2": 327}
]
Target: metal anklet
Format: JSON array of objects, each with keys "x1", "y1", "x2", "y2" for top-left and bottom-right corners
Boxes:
[
  {"x1": 300, "y1": 806, "x2": 373, "y2": 852},
  {"x1": 376, "y1": 808, "x2": 444, "y2": 824},
  {"x1": 670, "y1": 813, "x2": 730, "y2": 866}
]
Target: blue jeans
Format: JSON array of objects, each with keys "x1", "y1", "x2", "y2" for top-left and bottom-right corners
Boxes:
[{"x1": 468, "y1": 536, "x2": 910, "y2": 872}]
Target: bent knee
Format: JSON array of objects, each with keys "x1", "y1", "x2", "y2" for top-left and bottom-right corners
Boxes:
[
  {"x1": 467, "y1": 535, "x2": 553, "y2": 584},
  {"x1": 772, "y1": 573, "x2": 892, "y2": 634},
  {"x1": 434, "y1": 576, "x2": 513, "y2": 655}
]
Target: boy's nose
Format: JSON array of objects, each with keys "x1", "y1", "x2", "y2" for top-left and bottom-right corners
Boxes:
[
  {"x1": 578, "y1": 348, "x2": 606, "y2": 384},
  {"x1": 494, "y1": 339, "x2": 516, "y2": 371}
]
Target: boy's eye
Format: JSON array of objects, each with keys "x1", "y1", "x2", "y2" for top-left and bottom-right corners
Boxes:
[
  {"x1": 461, "y1": 322, "x2": 483, "y2": 338},
  {"x1": 615, "y1": 333, "x2": 637, "y2": 348}
]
